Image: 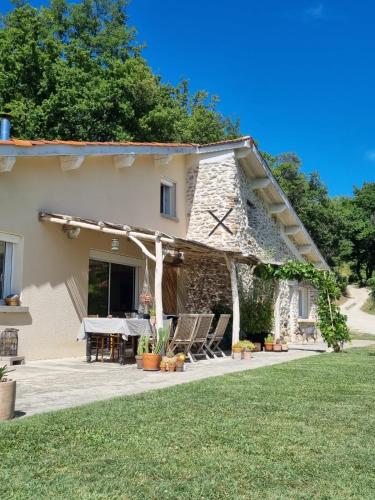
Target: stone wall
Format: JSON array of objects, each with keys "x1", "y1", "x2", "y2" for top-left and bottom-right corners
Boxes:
[
  {"x1": 178, "y1": 254, "x2": 232, "y2": 313},
  {"x1": 184, "y1": 150, "x2": 318, "y2": 336},
  {"x1": 186, "y1": 152, "x2": 294, "y2": 262}
]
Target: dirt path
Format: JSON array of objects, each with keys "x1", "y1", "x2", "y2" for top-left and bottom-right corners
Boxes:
[{"x1": 340, "y1": 285, "x2": 375, "y2": 334}]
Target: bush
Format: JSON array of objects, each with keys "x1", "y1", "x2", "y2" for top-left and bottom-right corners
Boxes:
[
  {"x1": 367, "y1": 277, "x2": 375, "y2": 301},
  {"x1": 239, "y1": 277, "x2": 275, "y2": 337}
]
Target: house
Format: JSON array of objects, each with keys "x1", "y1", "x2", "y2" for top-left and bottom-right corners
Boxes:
[{"x1": 0, "y1": 122, "x2": 328, "y2": 360}]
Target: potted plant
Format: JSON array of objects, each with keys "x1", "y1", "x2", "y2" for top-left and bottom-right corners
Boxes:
[
  {"x1": 273, "y1": 339, "x2": 282, "y2": 352},
  {"x1": 149, "y1": 307, "x2": 156, "y2": 326},
  {"x1": 0, "y1": 365, "x2": 16, "y2": 421},
  {"x1": 175, "y1": 353, "x2": 186, "y2": 372},
  {"x1": 136, "y1": 336, "x2": 149, "y2": 369},
  {"x1": 166, "y1": 351, "x2": 177, "y2": 372},
  {"x1": 264, "y1": 334, "x2": 274, "y2": 352},
  {"x1": 281, "y1": 339, "x2": 289, "y2": 352},
  {"x1": 232, "y1": 341, "x2": 243, "y2": 359},
  {"x1": 252, "y1": 342, "x2": 262, "y2": 352},
  {"x1": 160, "y1": 359, "x2": 167, "y2": 372},
  {"x1": 239, "y1": 340, "x2": 255, "y2": 360},
  {"x1": 143, "y1": 327, "x2": 169, "y2": 371}
]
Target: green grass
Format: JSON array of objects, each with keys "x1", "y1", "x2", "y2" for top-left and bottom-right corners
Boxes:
[
  {"x1": 1, "y1": 348, "x2": 375, "y2": 499},
  {"x1": 351, "y1": 331, "x2": 375, "y2": 340},
  {"x1": 361, "y1": 297, "x2": 375, "y2": 315}
]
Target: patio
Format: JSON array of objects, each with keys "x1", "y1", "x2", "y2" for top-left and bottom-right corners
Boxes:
[{"x1": 10, "y1": 340, "x2": 374, "y2": 417}]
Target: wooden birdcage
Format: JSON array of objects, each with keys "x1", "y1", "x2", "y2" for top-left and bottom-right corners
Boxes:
[{"x1": 0, "y1": 328, "x2": 19, "y2": 357}]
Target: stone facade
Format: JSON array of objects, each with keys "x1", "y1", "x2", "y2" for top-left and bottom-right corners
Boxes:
[
  {"x1": 178, "y1": 254, "x2": 231, "y2": 313},
  {"x1": 183, "y1": 150, "x2": 319, "y2": 339},
  {"x1": 186, "y1": 152, "x2": 294, "y2": 262}
]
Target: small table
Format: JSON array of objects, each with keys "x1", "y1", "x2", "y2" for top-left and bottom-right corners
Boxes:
[{"x1": 78, "y1": 318, "x2": 152, "y2": 364}]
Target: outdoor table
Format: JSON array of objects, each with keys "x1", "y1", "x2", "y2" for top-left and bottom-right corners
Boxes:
[{"x1": 78, "y1": 318, "x2": 152, "y2": 364}]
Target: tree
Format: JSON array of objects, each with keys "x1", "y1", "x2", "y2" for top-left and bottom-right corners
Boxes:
[
  {"x1": 267, "y1": 149, "x2": 375, "y2": 282},
  {"x1": 0, "y1": 0, "x2": 239, "y2": 143}
]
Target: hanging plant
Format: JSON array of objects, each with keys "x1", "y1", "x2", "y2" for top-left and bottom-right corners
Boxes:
[{"x1": 255, "y1": 261, "x2": 351, "y2": 352}]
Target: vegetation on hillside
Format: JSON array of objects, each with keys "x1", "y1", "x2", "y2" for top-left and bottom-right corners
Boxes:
[
  {"x1": 0, "y1": 0, "x2": 239, "y2": 143},
  {"x1": 265, "y1": 152, "x2": 375, "y2": 283}
]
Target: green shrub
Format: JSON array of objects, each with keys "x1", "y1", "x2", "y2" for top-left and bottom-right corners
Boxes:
[{"x1": 239, "y1": 277, "x2": 275, "y2": 335}]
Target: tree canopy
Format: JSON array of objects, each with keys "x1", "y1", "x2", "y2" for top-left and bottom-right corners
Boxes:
[
  {"x1": 266, "y1": 151, "x2": 375, "y2": 283},
  {"x1": 0, "y1": 0, "x2": 239, "y2": 142}
]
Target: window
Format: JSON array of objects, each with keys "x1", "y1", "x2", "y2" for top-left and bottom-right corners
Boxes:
[
  {"x1": 298, "y1": 287, "x2": 309, "y2": 319},
  {"x1": 87, "y1": 251, "x2": 143, "y2": 317},
  {"x1": 0, "y1": 240, "x2": 14, "y2": 299},
  {"x1": 160, "y1": 179, "x2": 176, "y2": 218}
]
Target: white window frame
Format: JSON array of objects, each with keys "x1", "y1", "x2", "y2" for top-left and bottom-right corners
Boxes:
[
  {"x1": 160, "y1": 178, "x2": 177, "y2": 218},
  {"x1": 0, "y1": 232, "x2": 24, "y2": 299},
  {"x1": 89, "y1": 249, "x2": 145, "y2": 312},
  {"x1": 298, "y1": 286, "x2": 309, "y2": 319}
]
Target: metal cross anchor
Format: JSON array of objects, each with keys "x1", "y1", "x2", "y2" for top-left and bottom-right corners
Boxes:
[{"x1": 208, "y1": 208, "x2": 233, "y2": 236}]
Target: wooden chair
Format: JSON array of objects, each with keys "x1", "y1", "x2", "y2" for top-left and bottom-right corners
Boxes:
[
  {"x1": 87, "y1": 315, "x2": 105, "y2": 362},
  {"x1": 205, "y1": 314, "x2": 231, "y2": 358},
  {"x1": 168, "y1": 314, "x2": 199, "y2": 362},
  {"x1": 190, "y1": 314, "x2": 214, "y2": 361}
]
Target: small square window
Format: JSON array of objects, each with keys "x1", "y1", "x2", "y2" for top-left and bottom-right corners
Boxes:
[{"x1": 160, "y1": 180, "x2": 176, "y2": 218}]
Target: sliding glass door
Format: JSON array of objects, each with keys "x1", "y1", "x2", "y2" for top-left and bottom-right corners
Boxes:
[{"x1": 88, "y1": 259, "x2": 136, "y2": 317}]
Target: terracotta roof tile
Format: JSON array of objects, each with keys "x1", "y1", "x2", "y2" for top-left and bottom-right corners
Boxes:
[{"x1": 0, "y1": 136, "x2": 253, "y2": 149}]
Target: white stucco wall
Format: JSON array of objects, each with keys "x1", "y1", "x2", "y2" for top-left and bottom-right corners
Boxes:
[{"x1": 0, "y1": 154, "x2": 187, "y2": 360}]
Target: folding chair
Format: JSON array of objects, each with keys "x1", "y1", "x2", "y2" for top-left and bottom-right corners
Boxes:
[
  {"x1": 190, "y1": 314, "x2": 214, "y2": 361},
  {"x1": 168, "y1": 314, "x2": 199, "y2": 362},
  {"x1": 205, "y1": 314, "x2": 231, "y2": 358}
]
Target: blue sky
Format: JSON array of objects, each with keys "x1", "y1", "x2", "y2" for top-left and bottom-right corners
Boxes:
[{"x1": 2, "y1": 1, "x2": 375, "y2": 195}]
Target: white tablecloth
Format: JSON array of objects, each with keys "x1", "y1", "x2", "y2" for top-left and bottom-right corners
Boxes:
[{"x1": 78, "y1": 318, "x2": 153, "y2": 341}]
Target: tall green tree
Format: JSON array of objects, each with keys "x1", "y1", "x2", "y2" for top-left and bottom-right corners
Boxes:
[{"x1": 0, "y1": 0, "x2": 239, "y2": 142}]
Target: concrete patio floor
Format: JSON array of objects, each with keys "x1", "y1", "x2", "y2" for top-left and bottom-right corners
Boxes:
[{"x1": 10, "y1": 340, "x2": 375, "y2": 418}]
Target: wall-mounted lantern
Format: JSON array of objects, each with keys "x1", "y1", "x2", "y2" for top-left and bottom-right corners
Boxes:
[{"x1": 111, "y1": 238, "x2": 120, "y2": 251}]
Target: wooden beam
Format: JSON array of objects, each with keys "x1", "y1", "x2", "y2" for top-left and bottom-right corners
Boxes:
[
  {"x1": 284, "y1": 225, "x2": 301, "y2": 236},
  {"x1": 154, "y1": 234, "x2": 164, "y2": 332},
  {"x1": 269, "y1": 203, "x2": 287, "y2": 214},
  {"x1": 39, "y1": 214, "x2": 174, "y2": 244},
  {"x1": 127, "y1": 234, "x2": 156, "y2": 262},
  {"x1": 154, "y1": 155, "x2": 173, "y2": 167},
  {"x1": 0, "y1": 156, "x2": 16, "y2": 173},
  {"x1": 250, "y1": 177, "x2": 271, "y2": 190},
  {"x1": 225, "y1": 254, "x2": 240, "y2": 346},
  {"x1": 60, "y1": 156, "x2": 84, "y2": 171},
  {"x1": 298, "y1": 244, "x2": 313, "y2": 254},
  {"x1": 113, "y1": 154, "x2": 136, "y2": 169},
  {"x1": 235, "y1": 148, "x2": 251, "y2": 159}
]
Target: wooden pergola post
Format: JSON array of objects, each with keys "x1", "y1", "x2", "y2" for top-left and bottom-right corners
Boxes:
[
  {"x1": 225, "y1": 254, "x2": 240, "y2": 346},
  {"x1": 154, "y1": 233, "x2": 164, "y2": 334}
]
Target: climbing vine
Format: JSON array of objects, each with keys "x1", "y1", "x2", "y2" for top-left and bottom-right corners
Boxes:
[{"x1": 255, "y1": 261, "x2": 351, "y2": 351}]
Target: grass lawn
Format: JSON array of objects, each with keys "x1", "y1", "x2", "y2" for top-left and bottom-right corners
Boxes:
[
  {"x1": 1, "y1": 347, "x2": 375, "y2": 499},
  {"x1": 361, "y1": 297, "x2": 375, "y2": 315},
  {"x1": 351, "y1": 331, "x2": 375, "y2": 340}
]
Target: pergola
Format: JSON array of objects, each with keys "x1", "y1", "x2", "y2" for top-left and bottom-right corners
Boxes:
[{"x1": 39, "y1": 211, "x2": 259, "y2": 345}]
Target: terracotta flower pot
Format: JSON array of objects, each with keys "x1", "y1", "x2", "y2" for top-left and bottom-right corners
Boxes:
[
  {"x1": 264, "y1": 343, "x2": 273, "y2": 352},
  {"x1": 135, "y1": 355, "x2": 143, "y2": 369},
  {"x1": 253, "y1": 342, "x2": 262, "y2": 352},
  {"x1": 167, "y1": 363, "x2": 176, "y2": 372},
  {"x1": 0, "y1": 380, "x2": 16, "y2": 421},
  {"x1": 241, "y1": 350, "x2": 252, "y2": 360},
  {"x1": 273, "y1": 344, "x2": 282, "y2": 352},
  {"x1": 142, "y1": 353, "x2": 161, "y2": 371},
  {"x1": 281, "y1": 344, "x2": 289, "y2": 352}
]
